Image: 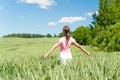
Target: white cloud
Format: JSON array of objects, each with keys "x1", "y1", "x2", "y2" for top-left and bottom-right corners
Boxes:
[
  {"x1": 85, "y1": 11, "x2": 98, "y2": 17},
  {"x1": 48, "y1": 22, "x2": 58, "y2": 26},
  {"x1": 58, "y1": 16, "x2": 86, "y2": 23},
  {"x1": 48, "y1": 16, "x2": 86, "y2": 26},
  {"x1": 18, "y1": 0, "x2": 56, "y2": 9}
]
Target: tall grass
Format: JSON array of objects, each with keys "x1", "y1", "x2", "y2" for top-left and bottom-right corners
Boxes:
[{"x1": 0, "y1": 38, "x2": 120, "y2": 80}]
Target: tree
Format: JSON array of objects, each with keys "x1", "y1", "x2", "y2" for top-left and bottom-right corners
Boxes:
[
  {"x1": 46, "y1": 33, "x2": 52, "y2": 38},
  {"x1": 106, "y1": 22, "x2": 120, "y2": 51},
  {"x1": 72, "y1": 26, "x2": 92, "y2": 45},
  {"x1": 58, "y1": 32, "x2": 63, "y2": 37},
  {"x1": 53, "y1": 34, "x2": 57, "y2": 37},
  {"x1": 95, "y1": 0, "x2": 120, "y2": 29},
  {"x1": 92, "y1": 22, "x2": 120, "y2": 52},
  {"x1": 91, "y1": 0, "x2": 120, "y2": 51}
]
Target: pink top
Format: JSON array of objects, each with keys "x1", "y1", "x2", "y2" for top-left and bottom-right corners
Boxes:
[{"x1": 59, "y1": 37, "x2": 75, "y2": 53}]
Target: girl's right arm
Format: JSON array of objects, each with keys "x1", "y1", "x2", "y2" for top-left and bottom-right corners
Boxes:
[{"x1": 44, "y1": 42, "x2": 60, "y2": 59}]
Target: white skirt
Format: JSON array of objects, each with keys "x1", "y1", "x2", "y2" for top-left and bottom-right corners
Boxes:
[{"x1": 59, "y1": 52, "x2": 72, "y2": 65}]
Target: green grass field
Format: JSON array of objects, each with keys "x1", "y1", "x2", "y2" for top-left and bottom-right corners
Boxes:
[{"x1": 0, "y1": 38, "x2": 120, "y2": 80}]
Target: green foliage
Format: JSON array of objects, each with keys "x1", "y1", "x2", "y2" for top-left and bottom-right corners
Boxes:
[
  {"x1": 53, "y1": 34, "x2": 57, "y2": 37},
  {"x1": 92, "y1": 29, "x2": 108, "y2": 47},
  {"x1": 73, "y1": 26, "x2": 92, "y2": 45},
  {"x1": 108, "y1": 0, "x2": 120, "y2": 24},
  {"x1": 58, "y1": 32, "x2": 64, "y2": 37},
  {"x1": 91, "y1": 0, "x2": 120, "y2": 52},
  {"x1": 92, "y1": 22, "x2": 120, "y2": 52},
  {"x1": 93, "y1": 0, "x2": 120, "y2": 34},
  {"x1": 106, "y1": 22, "x2": 120, "y2": 51},
  {"x1": 89, "y1": 12, "x2": 99, "y2": 29},
  {"x1": 97, "y1": 0, "x2": 120, "y2": 28}
]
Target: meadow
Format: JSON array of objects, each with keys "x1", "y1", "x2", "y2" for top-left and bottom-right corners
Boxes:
[{"x1": 0, "y1": 38, "x2": 120, "y2": 80}]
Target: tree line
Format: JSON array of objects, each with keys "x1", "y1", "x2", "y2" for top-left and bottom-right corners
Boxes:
[{"x1": 3, "y1": 33, "x2": 52, "y2": 38}]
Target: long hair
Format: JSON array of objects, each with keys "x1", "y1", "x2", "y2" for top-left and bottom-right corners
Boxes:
[{"x1": 63, "y1": 26, "x2": 70, "y2": 40}]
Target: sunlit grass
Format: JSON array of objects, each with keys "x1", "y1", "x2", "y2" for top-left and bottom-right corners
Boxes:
[{"x1": 0, "y1": 38, "x2": 120, "y2": 80}]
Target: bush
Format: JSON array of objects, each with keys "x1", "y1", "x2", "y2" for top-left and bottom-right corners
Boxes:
[
  {"x1": 92, "y1": 22, "x2": 120, "y2": 52},
  {"x1": 72, "y1": 26, "x2": 92, "y2": 45},
  {"x1": 106, "y1": 22, "x2": 120, "y2": 51},
  {"x1": 46, "y1": 33, "x2": 52, "y2": 38}
]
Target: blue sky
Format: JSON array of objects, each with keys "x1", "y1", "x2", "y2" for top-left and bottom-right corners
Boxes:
[{"x1": 0, "y1": 0, "x2": 99, "y2": 37}]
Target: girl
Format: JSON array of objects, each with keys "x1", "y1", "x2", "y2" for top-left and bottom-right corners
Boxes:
[{"x1": 44, "y1": 26, "x2": 91, "y2": 64}]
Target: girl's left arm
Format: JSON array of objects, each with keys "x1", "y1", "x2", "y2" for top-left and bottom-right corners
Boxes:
[{"x1": 72, "y1": 41, "x2": 91, "y2": 56}]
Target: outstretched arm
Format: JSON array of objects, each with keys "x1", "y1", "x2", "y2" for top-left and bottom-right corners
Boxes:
[
  {"x1": 72, "y1": 41, "x2": 91, "y2": 56},
  {"x1": 44, "y1": 42, "x2": 60, "y2": 59}
]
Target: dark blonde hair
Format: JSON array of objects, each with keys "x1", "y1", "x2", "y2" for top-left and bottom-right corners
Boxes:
[{"x1": 63, "y1": 26, "x2": 70, "y2": 40}]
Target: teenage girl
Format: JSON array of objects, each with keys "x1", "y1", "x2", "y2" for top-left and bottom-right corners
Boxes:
[{"x1": 44, "y1": 26, "x2": 91, "y2": 64}]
